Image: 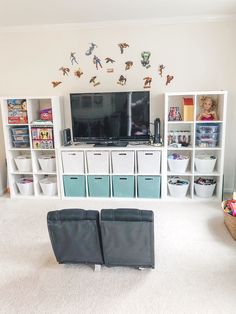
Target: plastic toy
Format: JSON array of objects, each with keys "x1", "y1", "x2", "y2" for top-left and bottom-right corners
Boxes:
[
  {"x1": 197, "y1": 96, "x2": 218, "y2": 121},
  {"x1": 141, "y1": 51, "x2": 151, "y2": 69},
  {"x1": 143, "y1": 77, "x2": 152, "y2": 88},
  {"x1": 159, "y1": 64, "x2": 165, "y2": 77},
  {"x1": 166, "y1": 75, "x2": 174, "y2": 85},
  {"x1": 105, "y1": 57, "x2": 115, "y2": 63},
  {"x1": 117, "y1": 75, "x2": 127, "y2": 85},
  {"x1": 89, "y1": 76, "x2": 100, "y2": 87},
  {"x1": 70, "y1": 52, "x2": 78, "y2": 65},
  {"x1": 74, "y1": 69, "x2": 83, "y2": 78},
  {"x1": 125, "y1": 61, "x2": 133, "y2": 70},
  {"x1": 51, "y1": 81, "x2": 62, "y2": 88},
  {"x1": 59, "y1": 67, "x2": 70, "y2": 76},
  {"x1": 93, "y1": 55, "x2": 102, "y2": 70},
  {"x1": 118, "y1": 43, "x2": 129, "y2": 54},
  {"x1": 85, "y1": 43, "x2": 97, "y2": 56}
]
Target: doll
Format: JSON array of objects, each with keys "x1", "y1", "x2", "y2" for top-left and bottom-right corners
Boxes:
[{"x1": 197, "y1": 96, "x2": 218, "y2": 121}]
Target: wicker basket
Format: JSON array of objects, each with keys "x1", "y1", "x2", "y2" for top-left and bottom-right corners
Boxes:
[{"x1": 222, "y1": 201, "x2": 236, "y2": 240}]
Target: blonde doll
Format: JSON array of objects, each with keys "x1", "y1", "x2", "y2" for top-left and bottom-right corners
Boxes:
[{"x1": 197, "y1": 96, "x2": 218, "y2": 121}]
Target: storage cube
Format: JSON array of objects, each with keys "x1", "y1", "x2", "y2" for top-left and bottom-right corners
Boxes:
[
  {"x1": 111, "y1": 151, "x2": 135, "y2": 174},
  {"x1": 63, "y1": 175, "x2": 86, "y2": 197},
  {"x1": 137, "y1": 151, "x2": 161, "y2": 174},
  {"x1": 62, "y1": 151, "x2": 84, "y2": 173},
  {"x1": 138, "y1": 176, "x2": 161, "y2": 198},
  {"x1": 86, "y1": 151, "x2": 109, "y2": 174},
  {"x1": 87, "y1": 175, "x2": 110, "y2": 197},
  {"x1": 112, "y1": 175, "x2": 135, "y2": 198}
]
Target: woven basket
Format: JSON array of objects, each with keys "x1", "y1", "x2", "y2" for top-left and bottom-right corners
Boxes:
[{"x1": 222, "y1": 201, "x2": 236, "y2": 240}]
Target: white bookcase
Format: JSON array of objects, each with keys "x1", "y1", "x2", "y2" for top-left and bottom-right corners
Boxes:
[
  {"x1": 0, "y1": 96, "x2": 63, "y2": 198},
  {"x1": 164, "y1": 91, "x2": 227, "y2": 201}
]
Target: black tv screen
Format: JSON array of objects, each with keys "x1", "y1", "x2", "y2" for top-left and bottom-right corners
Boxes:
[{"x1": 70, "y1": 91, "x2": 150, "y2": 143}]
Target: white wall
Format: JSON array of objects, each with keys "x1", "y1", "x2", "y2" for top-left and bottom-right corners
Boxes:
[{"x1": 0, "y1": 20, "x2": 235, "y2": 191}]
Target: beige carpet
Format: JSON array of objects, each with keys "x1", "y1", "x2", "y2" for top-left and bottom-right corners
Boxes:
[{"x1": 0, "y1": 196, "x2": 236, "y2": 314}]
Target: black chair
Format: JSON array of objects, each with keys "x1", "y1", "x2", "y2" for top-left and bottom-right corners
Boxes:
[
  {"x1": 100, "y1": 208, "x2": 155, "y2": 268},
  {"x1": 47, "y1": 208, "x2": 104, "y2": 265}
]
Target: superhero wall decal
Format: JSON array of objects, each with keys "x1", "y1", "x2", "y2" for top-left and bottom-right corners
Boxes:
[{"x1": 51, "y1": 42, "x2": 174, "y2": 88}]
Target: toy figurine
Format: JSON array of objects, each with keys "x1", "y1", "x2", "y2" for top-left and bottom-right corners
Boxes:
[
  {"x1": 141, "y1": 51, "x2": 151, "y2": 69},
  {"x1": 197, "y1": 96, "x2": 218, "y2": 121},
  {"x1": 166, "y1": 75, "x2": 174, "y2": 85},
  {"x1": 117, "y1": 75, "x2": 127, "y2": 85},
  {"x1": 59, "y1": 67, "x2": 70, "y2": 76},
  {"x1": 74, "y1": 68, "x2": 83, "y2": 78},
  {"x1": 125, "y1": 61, "x2": 133, "y2": 70},
  {"x1": 51, "y1": 81, "x2": 62, "y2": 88},
  {"x1": 143, "y1": 76, "x2": 152, "y2": 88},
  {"x1": 105, "y1": 57, "x2": 115, "y2": 63},
  {"x1": 89, "y1": 76, "x2": 100, "y2": 87},
  {"x1": 118, "y1": 43, "x2": 129, "y2": 54},
  {"x1": 85, "y1": 43, "x2": 97, "y2": 56},
  {"x1": 93, "y1": 55, "x2": 102, "y2": 70},
  {"x1": 159, "y1": 64, "x2": 165, "y2": 77},
  {"x1": 70, "y1": 52, "x2": 78, "y2": 65}
]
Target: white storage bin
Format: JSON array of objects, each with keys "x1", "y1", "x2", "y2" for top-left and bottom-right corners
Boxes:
[
  {"x1": 86, "y1": 151, "x2": 109, "y2": 174},
  {"x1": 14, "y1": 155, "x2": 32, "y2": 172},
  {"x1": 16, "y1": 177, "x2": 34, "y2": 195},
  {"x1": 168, "y1": 178, "x2": 189, "y2": 198},
  {"x1": 168, "y1": 157, "x2": 190, "y2": 173},
  {"x1": 111, "y1": 151, "x2": 135, "y2": 174},
  {"x1": 194, "y1": 183, "x2": 216, "y2": 198},
  {"x1": 195, "y1": 156, "x2": 217, "y2": 173},
  {"x1": 39, "y1": 177, "x2": 57, "y2": 196},
  {"x1": 137, "y1": 151, "x2": 161, "y2": 174},
  {"x1": 62, "y1": 151, "x2": 84, "y2": 173},
  {"x1": 38, "y1": 155, "x2": 56, "y2": 172}
]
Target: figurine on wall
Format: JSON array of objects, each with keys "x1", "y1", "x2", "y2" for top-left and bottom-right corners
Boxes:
[
  {"x1": 117, "y1": 75, "x2": 127, "y2": 85},
  {"x1": 159, "y1": 64, "x2": 165, "y2": 77},
  {"x1": 197, "y1": 96, "x2": 218, "y2": 121},
  {"x1": 105, "y1": 57, "x2": 116, "y2": 63},
  {"x1": 74, "y1": 68, "x2": 84, "y2": 78},
  {"x1": 143, "y1": 76, "x2": 152, "y2": 88},
  {"x1": 89, "y1": 76, "x2": 100, "y2": 87},
  {"x1": 70, "y1": 52, "x2": 78, "y2": 65},
  {"x1": 141, "y1": 51, "x2": 151, "y2": 69},
  {"x1": 125, "y1": 61, "x2": 133, "y2": 70},
  {"x1": 93, "y1": 55, "x2": 103, "y2": 70},
  {"x1": 166, "y1": 75, "x2": 174, "y2": 85},
  {"x1": 118, "y1": 43, "x2": 129, "y2": 54},
  {"x1": 59, "y1": 67, "x2": 70, "y2": 76},
  {"x1": 85, "y1": 43, "x2": 97, "y2": 56},
  {"x1": 51, "y1": 81, "x2": 62, "y2": 88}
]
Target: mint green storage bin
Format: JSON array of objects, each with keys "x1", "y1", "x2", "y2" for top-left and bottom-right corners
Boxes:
[
  {"x1": 138, "y1": 176, "x2": 161, "y2": 198},
  {"x1": 63, "y1": 175, "x2": 86, "y2": 197},
  {"x1": 88, "y1": 175, "x2": 110, "y2": 197},
  {"x1": 112, "y1": 175, "x2": 135, "y2": 198}
]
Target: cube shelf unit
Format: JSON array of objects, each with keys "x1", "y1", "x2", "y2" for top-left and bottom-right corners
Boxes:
[
  {"x1": 164, "y1": 91, "x2": 227, "y2": 201},
  {"x1": 58, "y1": 145, "x2": 162, "y2": 200},
  {"x1": 0, "y1": 96, "x2": 63, "y2": 198}
]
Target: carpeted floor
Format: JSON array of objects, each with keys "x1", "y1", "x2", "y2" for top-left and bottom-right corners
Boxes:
[{"x1": 0, "y1": 196, "x2": 235, "y2": 314}]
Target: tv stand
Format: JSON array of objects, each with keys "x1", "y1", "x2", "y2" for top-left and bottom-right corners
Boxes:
[{"x1": 93, "y1": 141, "x2": 128, "y2": 147}]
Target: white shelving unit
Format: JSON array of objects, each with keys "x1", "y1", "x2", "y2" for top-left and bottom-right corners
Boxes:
[
  {"x1": 59, "y1": 145, "x2": 163, "y2": 200},
  {"x1": 164, "y1": 91, "x2": 227, "y2": 201},
  {"x1": 1, "y1": 96, "x2": 63, "y2": 198}
]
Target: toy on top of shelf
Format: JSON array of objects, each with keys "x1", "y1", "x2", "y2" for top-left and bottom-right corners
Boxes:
[
  {"x1": 197, "y1": 96, "x2": 218, "y2": 121},
  {"x1": 183, "y1": 98, "x2": 194, "y2": 121},
  {"x1": 168, "y1": 106, "x2": 182, "y2": 121},
  {"x1": 8, "y1": 99, "x2": 28, "y2": 124}
]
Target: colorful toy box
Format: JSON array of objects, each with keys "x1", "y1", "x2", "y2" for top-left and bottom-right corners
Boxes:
[
  {"x1": 31, "y1": 127, "x2": 54, "y2": 149},
  {"x1": 8, "y1": 99, "x2": 28, "y2": 124},
  {"x1": 40, "y1": 108, "x2": 53, "y2": 121}
]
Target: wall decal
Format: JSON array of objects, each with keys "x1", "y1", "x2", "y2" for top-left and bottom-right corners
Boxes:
[
  {"x1": 51, "y1": 81, "x2": 62, "y2": 88},
  {"x1": 141, "y1": 51, "x2": 151, "y2": 69},
  {"x1": 107, "y1": 68, "x2": 114, "y2": 73},
  {"x1": 74, "y1": 69, "x2": 84, "y2": 78},
  {"x1": 118, "y1": 43, "x2": 129, "y2": 54},
  {"x1": 143, "y1": 77, "x2": 152, "y2": 88},
  {"x1": 166, "y1": 75, "x2": 174, "y2": 85},
  {"x1": 85, "y1": 43, "x2": 97, "y2": 56},
  {"x1": 105, "y1": 57, "x2": 116, "y2": 64},
  {"x1": 117, "y1": 75, "x2": 127, "y2": 85},
  {"x1": 70, "y1": 52, "x2": 78, "y2": 65},
  {"x1": 125, "y1": 61, "x2": 133, "y2": 70},
  {"x1": 159, "y1": 64, "x2": 165, "y2": 77},
  {"x1": 89, "y1": 76, "x2": 100, "y2": 87},
  {"x1": 93, "y1": 55, "x2": 103, "y2": 70},
  {"x1": 59, "y1": 67, "x2": 70, "y2": 76}
]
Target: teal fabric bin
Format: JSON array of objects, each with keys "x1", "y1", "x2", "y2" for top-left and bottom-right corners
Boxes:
[
  {"x1": 112, "y1": 175, "x2": 135, "y2": 198},
  {"x1": 63, "y1": 175, "x2": 86, "y2": 197},
  {"x1": 87, "y1": 175, "x2": 110, "y2": 197},
  {"x1": 138, "y1": 176, "x2": 161, "y2": 198}
]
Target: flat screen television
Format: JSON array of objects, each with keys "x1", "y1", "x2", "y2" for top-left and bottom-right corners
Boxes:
[{"x1": 70, "y1": 91, "x2": 150, "y2": 145}]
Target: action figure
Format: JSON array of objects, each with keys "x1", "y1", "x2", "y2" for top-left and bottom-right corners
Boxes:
[
  {"x1": 105, "y1": 57, "x2": 115, "y2": 63},
  {"x1": 118, "y1": 43, "x2": 129, "y2": 54},
  {"x1": 117, "y1": 75, "x2": 127, "y2": 85},
  {"x1": 74, "y1": 68, "x2": 83, "y2": 78},
  {"x1": 85, "y1": 43, "x2": 97, "y2": 56},
  {"x1": 143, "y1": 76, "x2": 152, "y2": 88},
  {"x1": 93, "y1": 55, "x2": 102, "y2": 70},
  {"x1": 159, "y1": 64, "x2": 165, "y2": 77},
  {"x1": 70, "y1": 52, "x2": 78, "y2": 65},
  {"x1": 166, "y1": 75, "x2": 174, "y2": 85},
  {"x1": 141, "y1": 51, "x2": 151, "y2": 69},
  {"x1": 59, "y1": 67, "x2": 70, "y2": 76},
  {"x1": 51, "y1": 81, "x2": 62, "y2": 88},
  {"x1": 89, "y1": 76, "x2": 100, "y2": 87},
  {"x1": 125, "y1": 61, "x2": 133, "y2": 70}
]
